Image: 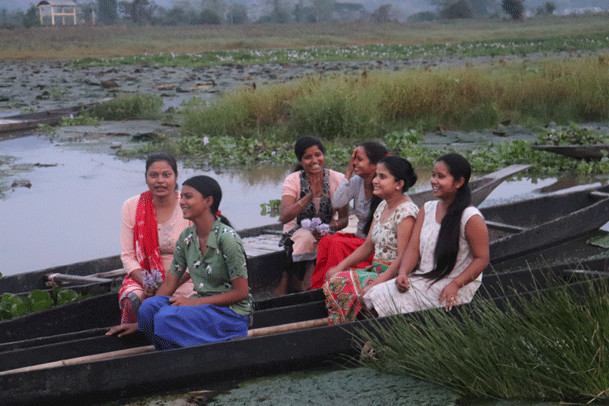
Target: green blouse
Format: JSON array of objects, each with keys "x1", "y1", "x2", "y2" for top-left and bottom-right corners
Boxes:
[{"x1": 169, "y1": 220, "x2": 253, "y2": 316}]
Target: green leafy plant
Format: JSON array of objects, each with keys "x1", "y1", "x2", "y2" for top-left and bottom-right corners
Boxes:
[
  {"x1": 535, "y1": 124, "x2": 609, "y2": 146},
  {"x1": 0, "y1": 287, "x2": 82, "y2": 320}
]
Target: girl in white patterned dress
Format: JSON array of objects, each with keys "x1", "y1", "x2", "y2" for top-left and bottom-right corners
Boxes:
[
  {"x1": 323, "y1": 156, "x2": 419, "y2": 325},
  {"x1": 363, "y1": 153, "x2": 489, "y2": 316}
]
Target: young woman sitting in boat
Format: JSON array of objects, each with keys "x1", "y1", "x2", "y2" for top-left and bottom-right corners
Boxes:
[
  {"x1": 277, "y1": 135, "x2": 349, "y2": 294},
  {"x1": 110, "y1": 175, "x2": 253, "y2": 349},
  {"x1": 323, "y1": 156, "x2": 419, "y2": 325},
  {"x1": 309, "y1": 141, "x2": 388, "y2": 290},
  {"x1": 363, "y1": 153, "x2": 489, "y2": 316},
  {"x1": 117, "y1": 152, "x2": 194, "y2": 324}
]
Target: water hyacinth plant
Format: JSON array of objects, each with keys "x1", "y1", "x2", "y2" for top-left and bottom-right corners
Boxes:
[{"x1": 355, "y1": 274, "x2": 609, "y2": 403}]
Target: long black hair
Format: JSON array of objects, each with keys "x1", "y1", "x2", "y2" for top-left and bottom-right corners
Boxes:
[
  {"x1": 292, "y1": 135, "x2": 326, "y2": 172},
  {"x1": 363, "y1": 155, "x2": 417, "y2": 235},
  {"x1": 182, "y1": 175, "x2": 233, "y2": 229},
  {"x1": 421, "y1": 153, "x2": 472, "y2": 283}
]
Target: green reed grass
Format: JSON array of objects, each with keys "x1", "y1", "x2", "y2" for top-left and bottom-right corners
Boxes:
[
  {"x1": 86, "y1": 94, "x2": 163, "y2": 121},
  {"x1": 355, "y1": 275, "x2": 609, "y2": 402},
  {"x1": 180, "y1": 55, "x2": 609, "y2": 141}
]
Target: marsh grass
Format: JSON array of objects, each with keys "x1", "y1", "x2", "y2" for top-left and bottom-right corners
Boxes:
[
  {"x1": 355, "y1": 275, "x2": 609, "y2": 402},
  {"x1": 180, "y1": 55, "x2": 609, "y2": 141},
  {"x1": 86, "y1": 94, "x2": 163, "y2": 120},
  {"x1": 2, "y1": 15, "x2": 608, "y2": 62}
]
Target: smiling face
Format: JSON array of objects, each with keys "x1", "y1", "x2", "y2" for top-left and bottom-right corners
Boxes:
[
  {"x1": 179, "y1": 185, "x2": 213, "y2": 221},
  {"x1": 353, "y1": 146, "x2": 376, "y2": 177},
  {"x1": 145, "y1": 160, "x2": 177, "y2": 199},
  {"x1": 430, "y1": 160, "x2": 464, "y2": 201},
  {"x1": 299, "y1": 145, "x2": 325, "y2": 175},
  {"x1": 372, "y1": 163, "x2": 403, "y2": 199}
]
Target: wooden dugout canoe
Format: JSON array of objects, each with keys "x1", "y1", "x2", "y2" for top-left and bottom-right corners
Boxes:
[
  {"x1": 531, "y1": 144, "x2": 609, "y2": 160},
  {"x1": 0, "y1": 102, "x2": 104, "y2": 134},
  {"x1": 0, "y1": 260, "x2": 607, "y2": 406}
]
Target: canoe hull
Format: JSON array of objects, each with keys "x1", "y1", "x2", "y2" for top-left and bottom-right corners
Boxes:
[{"x1": 1, "y1": 262, "x2": 607, "y2": 406}]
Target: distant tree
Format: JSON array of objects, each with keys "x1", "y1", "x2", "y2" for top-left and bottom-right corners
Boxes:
[
  {"x1": 201, "y1": 0, "x2": 226, "y2": 18},
  {"x1": 544, "y1": 1, "x2": 556, "y2": 14},
  {"x1": 408, "y1": 11, "x2": 438, "y2": 21},
  {"x1": 227, "y1": 4, "x2": 248, "y2": 24},
  {"x1": 22, "y1": 5, "x2": 40, "y2": 27},
  {"x1": 371, "y1": 4, "x2": 393, "y2": 22},
  {"x1": 440, "y1": 0, "x2": 473, "y2": 18},
  {"x1": 261, "y1": 0, "x2": 291, "y2": 23},
  {"x1": 312, "y1": 0, "x2": 335, "y2": 22},
  {"x1": 502, "y1": 0, "x2": 524, "y2": 19},
  {"x1": 99, "y1": 0, "x2": 118, "y2": 24},
  {"x1": 430, "y1": 0, "x2": 495, "y2": 18},
  {"x1": 199, "y1": 8, "x2": 221, "y2": 24}
]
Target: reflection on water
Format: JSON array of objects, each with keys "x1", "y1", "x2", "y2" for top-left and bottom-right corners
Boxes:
[
  {"x1": 0, "y1": 135, "x2": 291, "y2": 276},
  {"x1": 0, "y1": 134, "x2": 606, "y2": 276}
]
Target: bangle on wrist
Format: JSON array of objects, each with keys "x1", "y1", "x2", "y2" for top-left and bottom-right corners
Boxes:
[{"x1": 298, "y1": 199, "x2": 305, "y2": 208}]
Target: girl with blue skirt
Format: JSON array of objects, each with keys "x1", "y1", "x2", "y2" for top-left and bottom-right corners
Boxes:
[{"x1": 136, "y1": 175, "x2": 253, "y2": 350}]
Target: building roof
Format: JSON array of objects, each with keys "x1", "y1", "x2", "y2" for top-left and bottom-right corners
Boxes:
[{"x1": 37, "y1": 0, "x2": 77, "y2": 7}]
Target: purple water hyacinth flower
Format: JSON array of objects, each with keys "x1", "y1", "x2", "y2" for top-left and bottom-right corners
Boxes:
[
  {"x1": 143, "y1": 268, "x2": 163, "y2": 290},
  {"x1": 310, "y1": 217, "x2": 322, "y2": 229},
  {"x1": 301, "y1": 219, "x2": 312, "y2": 230},
  {"x1": 317, "y1": 223, "x2": 331, "y2": 236}
]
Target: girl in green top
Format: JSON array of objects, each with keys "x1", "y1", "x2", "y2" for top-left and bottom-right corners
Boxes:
[{"x1": 135, "y1": 175, "x2": 252, "y2": 350}]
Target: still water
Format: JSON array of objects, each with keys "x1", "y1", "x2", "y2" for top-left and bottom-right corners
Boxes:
[{"x1": 0, "y1": 134, "x2": 597, "y2": 276}]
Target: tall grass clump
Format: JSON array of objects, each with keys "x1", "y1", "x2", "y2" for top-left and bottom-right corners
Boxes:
[
  {"x1": 500, "y1": 55, "x2": 609, "y2": 124},
  {"x1": 180, "y1": 55, "x2": 609, "y2": 145},
  {"x1": 356, "y1": 275, "x2": 609, "y2": 403},
  {"x1": 87, "y1": 94, "x2": 163, "y2": 120}
]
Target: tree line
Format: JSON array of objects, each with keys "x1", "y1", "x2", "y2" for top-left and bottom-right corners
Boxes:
[{"x1": 2, "y1": 0, "x2": 557, "y2": 29}]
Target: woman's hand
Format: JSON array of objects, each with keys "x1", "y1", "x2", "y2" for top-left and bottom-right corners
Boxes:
[
  {"x1": 438, "y1": 281, "x2": 460, "y2": 311},
  {"x1": 395, "y1": 274, "x2": 410, "y2": 293},
  {"x1": 143, "y1": 286, "x2": 156, "y2": 298},
  {"x1": 168, "y1": 296, "x2": 197, "y2": 306},
  {"x1": 325, "y1": 266, "x2": 343, "y2": 280},
  {"x1": 309, "y1": 172, "x2": 324, "y2": 198},
  {"x1": 106, "y1": 323, "x2": 138, "y2": 337},
  {"x1": 345, "y1": 148, "x2": 358, "y2": 179}
]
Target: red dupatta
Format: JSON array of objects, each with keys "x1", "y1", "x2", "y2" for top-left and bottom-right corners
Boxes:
[{"x1": 133, "y1": 190, "x2": 166, "y2": 279}]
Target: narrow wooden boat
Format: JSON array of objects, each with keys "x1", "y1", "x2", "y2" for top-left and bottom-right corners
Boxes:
[
  {"x1": 483, "y1": 183, "x2": 609, "y2": 263},
  {"x1": 0, "y1": 260, "x2": 607, "y2": 406},
  {"x1": 0, "y1": 102, "x2": 103, "y2": 134},
  {"x1": 532, "y1": 144, "x2": 609, "y2": 160}
]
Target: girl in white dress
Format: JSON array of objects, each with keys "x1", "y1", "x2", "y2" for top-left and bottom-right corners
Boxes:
[{"x1": 363, "y1": 153, "x2": 489, "y2": 316}]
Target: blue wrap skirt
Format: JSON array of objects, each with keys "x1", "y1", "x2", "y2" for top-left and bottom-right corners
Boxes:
[{"x1": 138, "y1": 296, "x2": 249, "y2": 350}]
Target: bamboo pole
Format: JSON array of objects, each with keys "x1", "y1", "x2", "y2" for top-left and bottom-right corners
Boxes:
[{"x1": 0, "y1": 317, "x2": 329, "y2": 376}]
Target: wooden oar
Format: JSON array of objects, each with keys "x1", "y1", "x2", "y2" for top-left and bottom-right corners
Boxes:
[
  {"x1": 0, "y1": 317, "x2": 329, "y2": 376},
  {"x1": 46, "y1": 273, "x2": 113, "y2": 285}
]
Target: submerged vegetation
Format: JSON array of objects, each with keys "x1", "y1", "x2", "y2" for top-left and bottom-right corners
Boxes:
[{"x1": 356, "y1": 274, "x2": 609, "y2": 403}]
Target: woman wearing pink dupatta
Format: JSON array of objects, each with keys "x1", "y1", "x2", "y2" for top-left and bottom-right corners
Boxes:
[{"x1": 118, "y1": 153, "x2": 194, "y2": 324}]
